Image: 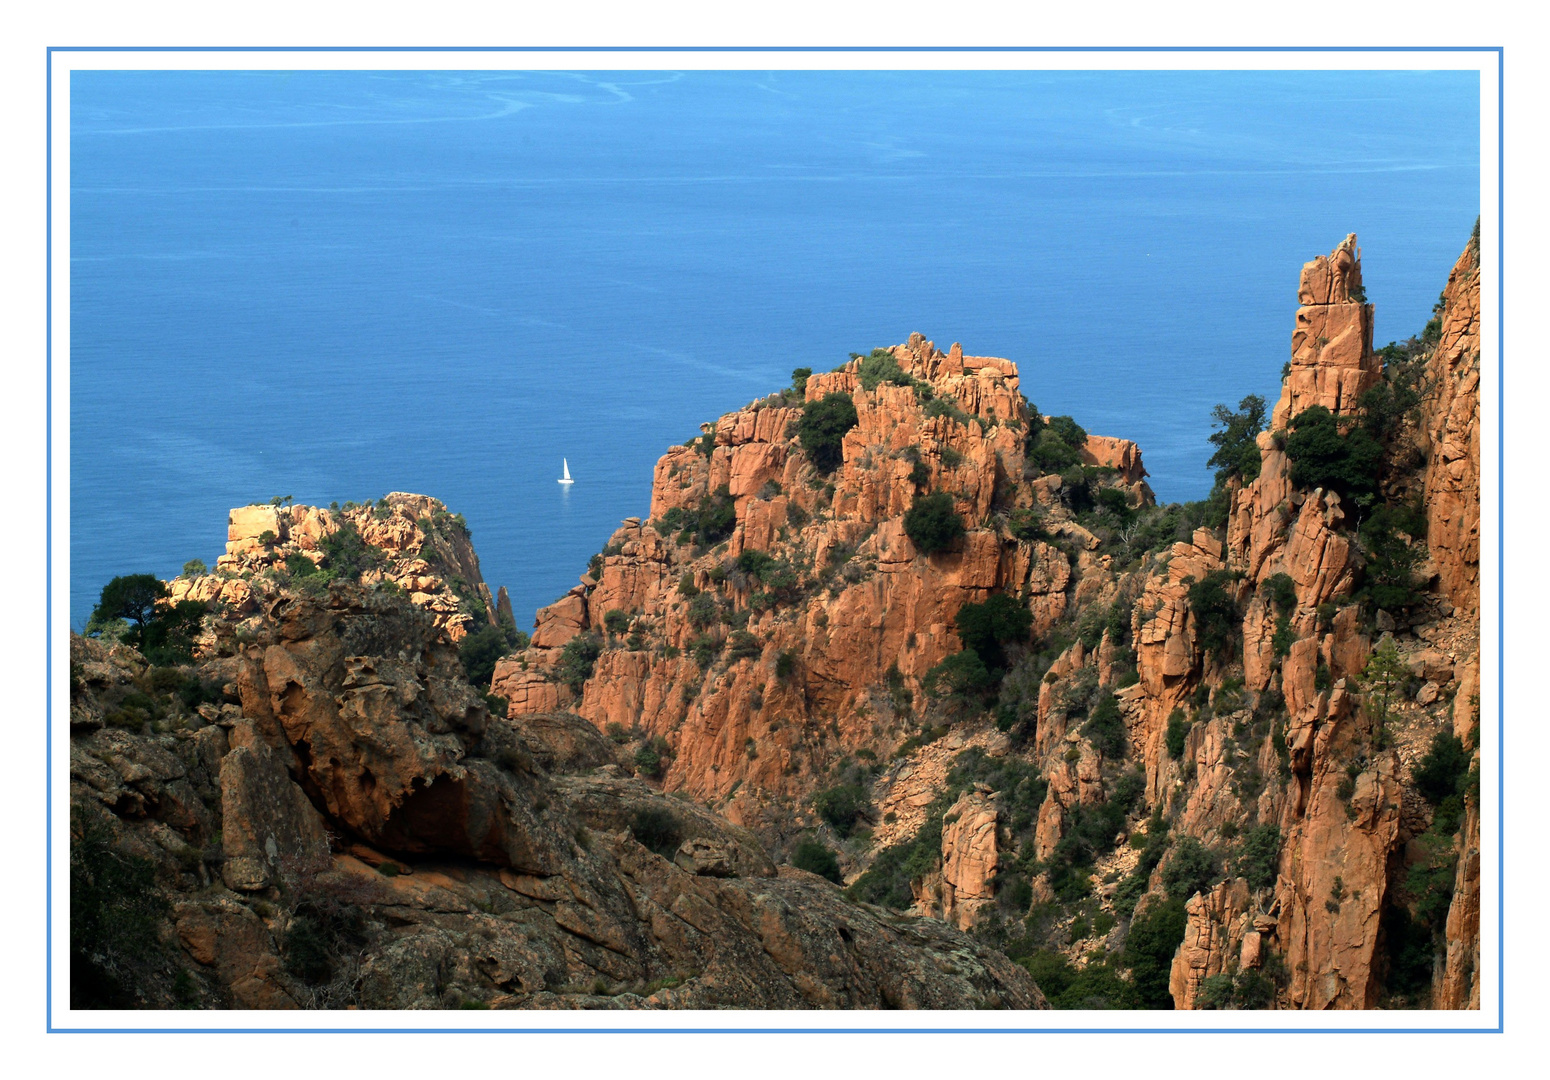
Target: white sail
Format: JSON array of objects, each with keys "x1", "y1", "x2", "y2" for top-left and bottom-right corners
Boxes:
[{"x1": 559, "y1": 458, "x2": 574, "y2": 484}]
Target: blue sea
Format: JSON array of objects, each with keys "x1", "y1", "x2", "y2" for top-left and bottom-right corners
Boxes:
[{"x1": 69, "y1": 70, "x2": 1480, "y2": 633}]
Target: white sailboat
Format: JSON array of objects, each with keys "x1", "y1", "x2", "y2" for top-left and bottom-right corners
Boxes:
[{"x1": 558, "y1": 458, "x2": 574, "y2": 485}]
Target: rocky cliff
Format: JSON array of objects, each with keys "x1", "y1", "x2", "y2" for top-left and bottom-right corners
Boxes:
[{"x1": 482, "y1": 230, "x2": 1481, "y2": 1011}]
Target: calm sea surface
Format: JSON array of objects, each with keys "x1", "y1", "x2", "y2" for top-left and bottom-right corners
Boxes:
[{"x1": 69, "y1": 70, "x2": 1479, "y2": 631}]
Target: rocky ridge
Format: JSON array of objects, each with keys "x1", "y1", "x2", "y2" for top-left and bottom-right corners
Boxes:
[{"x1": 487, "y1": 232, "x2": 1482, "y2": 1010}]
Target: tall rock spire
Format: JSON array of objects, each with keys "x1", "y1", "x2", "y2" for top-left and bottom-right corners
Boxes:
[{"x1": 1271, "y1": 233, "x2": 1380, "y2": 429}]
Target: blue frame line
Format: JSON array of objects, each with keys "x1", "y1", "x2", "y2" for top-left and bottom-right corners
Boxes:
[
  {"x1": 44, "y1": 44, "x2": 54, "y2": 1038},
  {"x1": 1495, "y1": 50, "x2": 1505, "y2": 1030},
  {"x1": 44, "y1": 44, "x2": 1505, "y2": 1036}
]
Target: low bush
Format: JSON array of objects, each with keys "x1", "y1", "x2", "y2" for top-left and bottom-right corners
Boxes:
[
  {"x1": 629, "y1": 807, "x2": 681, "y2": 857},
  {"x1": 813, "y1": 784, "x2": 869, "y2": 838},
  {"x1": 555, "y1": 633, "x2": 603, "y2": 691},
  {"x1": 1082, "y1": 690, "x2": 1126, "y2": 758},
  {"x1": 1187, "y1": 569, "x2": 1241, "y2": 658},
  {"x1": 1162, "y1": 836, "x2": 1219, "y2": 900},
  {"x1": 458, "y1": 623, "x2": 511, "y2": 689},
  {"x1": 1234, "y1": 824, "x2": 1283, "y2": 891},
  {"x1": 799, "y1": 392, "x2": 859, "y2": 474},
  {"x1": 1284, "y1": 406, "x2": 1384, "y2": 508},
  {"x1": 1165, "y1": 708, "x2": 1190, "y2": 760},
  {"x1": 790, "y1": 839, "x2": 843, "y2": 884},
  {"x1": 1414, "y1": 732, "x2": 1470, "y2": 805},
  {"x1": 954, "y1": 593, "x2": 1033, "y2": 673},
  {"x1": 904, "y1": 492, "x2": 965, "y2": 554}
]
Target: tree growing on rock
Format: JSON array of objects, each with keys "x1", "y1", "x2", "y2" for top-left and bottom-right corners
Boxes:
[
  {"x1": 1206, "y1": 394, "x2": 1267, "y2": 485},
  {"x1": 1359, "y1": 636, "x2": 1409, "y2": 738},
  {"x1": 88, "y1": 574, "x2": 167, "y2": 639}
]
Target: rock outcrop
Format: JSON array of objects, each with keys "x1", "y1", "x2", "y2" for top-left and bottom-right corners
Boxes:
[
  {"x1": 169, "y1": 493, "x2": 496, "y2": 642},
  {"x1": 492, "y1": 333, "x2": 1150, "y2": 835}
]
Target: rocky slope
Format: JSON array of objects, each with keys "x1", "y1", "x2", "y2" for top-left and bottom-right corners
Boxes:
[
  {"x1": 69, "y1": 574, "x2": 1043, "y2": 1009},
  {"x1": 487, "y1": 231, "x2": 1482, "y2": 1010}
]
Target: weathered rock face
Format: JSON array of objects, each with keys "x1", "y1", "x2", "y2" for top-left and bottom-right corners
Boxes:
[
  {"x1": 496, "y1": 333, "x2": 1150, "y2": 831},
  {"x1": 1420, "y1": 239, "x2": 1482, "y2": 616},
  {"x1": 939, "y1": 788, "x2": 1000, "y2": 930},
  {"x1": 1169, "y1": 878, "x2": 1253, "y2": 1011},
  {"x1": 68, "y1": 583, "x2": 1047, "y2": 1011},
  {"x1": 1437, "y1": 796, "x2": 1482, "y2": 1009},
  {"x1": 1272, "y1": 234, "x2": 1379, "y2": 429}
]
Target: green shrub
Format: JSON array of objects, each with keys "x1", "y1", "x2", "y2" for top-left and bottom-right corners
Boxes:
[
  {"x1": 1414, "y1": 732, "x2": 1470, "y2": 806},
  {"x1": 1196, "y1": 969, "x2": 1275, "y2": 1010},
  {"x1": 1026, "y1": 429, "x2": 1082, "y2": 473},
  {"x1": 603, "y1": 609, "x2": 630, "y2": 636},
  {"x1": 1233, "y1": 824, "x2": 1283, "y2": 890},
  {"x1": 1007, "y1": 507, "x2": 1049, "y2": 542},
  {"x1": 953, "y1": 593, "x2": 1033, "y2": 672},
  {"x1": 1045, "y1": 415, "x2": 1087, "y2": 449},
  {"x1": 694, "y1": 487, "x2": 738, "y2": 546},
  {"x1": 909, "y1": 461, "x2": 930, "y2": 488},
  {"x1": 555, "y1": 633, "x2": 603, "y2": 691},
  {"x1": 903, "y1": 492, "x2": 965, "y2": 554},
  {"x1": 791, "y1": 367, "x2": 812, "y2": 395},
  {"x1": 1260, "y1": 572, "x2": 1297, "y2": 615},
  {"x1": 813, "y1": 784, "x2": 869, "y2": 838},
  {"x1": 629, "y1": 807, "x2": 681, "y2": 857},
  {"x1": 1122, "y1": 897, "x2": 1187, "y2": 1009},
  {"x1": 1045, "y1": 771, "x2": 1145, "y2": 900},
  {"x1": 726, "y1": 629, "x2": 762, "y2": 662},
  {"x1": 1162, "y1": 836, "x2": 1219, "y2": 900},
  {"x1": 284, "y1": 552, "x2": 319, "y2": 578},
  {"x1": 70, "y1": 817, "x2": 172, "y2": 1008},
  {"x1": 498, "y1": 614, "x2": 529, "y2": 652},
  {"x1": 319, "y1": 521, "x2": 384, "y2": 580},
  {"x1": 799, "y1": 392, "x2": 859, "y2": 474},
  {"x1": 923, "y1": 396, "x2": 973, "y2": 427},
  {"x1": 922, "y1": 649, "x2": 994, "y2": 702},
  {"x1": 845, "y1": 817, "x2": 943, "y2": 909},
  {"x1": 1082, "y1": 690, "x2": 1126, "y2": 758},
  {"x1": 689, "y1": 634, "x2": 722, "y2": 669},
  {"x1": 775, "y1": 649, "x2": 798, "y2": 681},
  {"x1": 1097, "y1": 486, "x2": 1135, "y2": 524},
  {"x1": 1359, "y1": 503, "x2": 1427, "y2": 612},
  {"x1": 283, "y1": 898, "x2": 368, "y2": 988},
  {"x1": 458, "y1": 623, "x2": 511, "y2": 690},
  {"x1": 1283, "y1": 406, "x2": 1384, "y2": 507},
  {"x1": 1187, "y1": 569, "x2": 1241, "y2": 657},
  {"x1": 791, "y1": 839, "x2": 843, "y2": 884},
  {"x1": 1165, "y1": 708, "x2": 1189, "y2": 760},
  {"x1": 856, "y1": 348, "x2": 916, "y2": 392},
  {"x1": 180, "y1": 559, "x2": 207, "y2": 579},
  {"x1": 1019, "y1": 950, "x2": 1137, "y2": 1010},
  {"x1": 634, "y1": 746, "x2": 663, "y2": 777}
]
